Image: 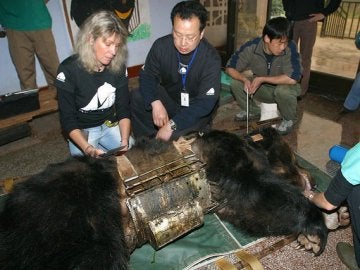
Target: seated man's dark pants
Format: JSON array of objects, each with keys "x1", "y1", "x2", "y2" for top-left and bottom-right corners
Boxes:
[{"x1": 131, "y1": 86, "x2": 216, "y2": 140}]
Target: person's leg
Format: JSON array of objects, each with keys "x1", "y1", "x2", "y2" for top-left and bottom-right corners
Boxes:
[
  {"x1": 130, "y1": 88, "x2": 158, "y2": 138},
  {"x1": 130, "y1": 86, "x2": 180, "y2": 139},
  {"x1": 292, "y1": 21, "x2": 300, "y2": 46},
  {"x1": 254, "y1": 83, "x2": 299, "y2": 135},
  {"x1": 131, "y1": 85, "x2": 216, "y2": 140},
  {"x1": 252, "y1": 84, "x2": 276, "y2": 103},
  {"x1": 294, "y1": 20, "x2": 317, "y2": 96},
  {"x1": 273, "y1": 84, "x2": 300, "y2": 121},
  {"x1": 170, "y1": 102, "x2": 218, "y2": 140},
  {"x1": 68, "y1": 127, "x2": 102, "y2": 156},
  {"x1": 344, "y1": 73, "x2": 360, "y2": 111},
  {"x1": 230, "y1": 79, "x2": 261, "y2": 115},
  {"x1": 98, "y1": 124, "x2": 121, "y2": 151},
  {"x1": 6, "y1": 29, "x2": 37, "y2": 90},
  {"x1": 98, "y1": 124, "x2": 135, "y2": 150},
  {"x1": 68, "y1": 140, "x2": 84, "y2": 156},
  {"x1": 347, "y1": 185, "x2": 360, "y2": 267},
  {"x1": 157, "y1": 85, "x2": 217, "y2": 139},
  {"x1": 68, "y1": 125, "x2": 135, "y2": 156},
  {"x1": 32, "y1": 29, "x2": 60, "y2": 90}
]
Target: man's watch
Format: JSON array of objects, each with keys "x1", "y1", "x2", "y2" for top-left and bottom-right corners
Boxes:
[{"x1": 169, "y1": 119, "x2": 177, "y2": 131}]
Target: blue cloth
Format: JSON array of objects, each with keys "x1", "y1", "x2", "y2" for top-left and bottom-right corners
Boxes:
[
  {"x1": 341, "y1": 142, "x2": 360, "y2": 185},
  {"x1": 344, "y1": 72, "x2": 360, "y2": 111}
]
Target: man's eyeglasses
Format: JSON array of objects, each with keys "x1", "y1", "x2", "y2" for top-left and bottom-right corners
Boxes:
[{"x1": 172, "y1": 31, "x2": 200, "y2": 43}]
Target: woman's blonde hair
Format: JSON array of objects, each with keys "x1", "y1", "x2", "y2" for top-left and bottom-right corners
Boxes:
[{"x1": 75, "y1": 10, "x2": 129, "y2": 73}]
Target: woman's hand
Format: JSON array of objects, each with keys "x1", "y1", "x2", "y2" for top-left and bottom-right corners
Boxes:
[{"x1": 83, "y1": 144, "x2": 105, "y2": 158}]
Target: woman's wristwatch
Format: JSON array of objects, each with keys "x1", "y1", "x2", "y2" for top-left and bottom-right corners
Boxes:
[{"x1": 169, "y1": 119, "x2": 177, "y2": 131}]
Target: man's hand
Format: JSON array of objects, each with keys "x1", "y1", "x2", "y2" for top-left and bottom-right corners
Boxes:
[
  {"x1": 151, "y1": 100, "x2": 169, "y2": 127},
  {"x1": 249, "y1": 77, "x2": 263, "y2": 94},
  {"x1": 308, "y1": 13, "x2": 325, "y2": 22},
  {"x1": 243, "y1": 77, "x2": 263, "y2": 95},
  {"x1": 243, "y1": 79, "x2": 252, "y2": 94},
  {"x1": 156, "y1": 121, "x2": 173, "y2": 141}
]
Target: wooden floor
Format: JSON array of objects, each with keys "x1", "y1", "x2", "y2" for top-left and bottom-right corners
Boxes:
[{"x1": 0, "y1": 87, "x2": 58, "y2": 130}]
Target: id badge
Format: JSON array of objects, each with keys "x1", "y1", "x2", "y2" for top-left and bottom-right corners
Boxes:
[{"x1": 181, "y1": 92, "x2": 189, "y2": 107}]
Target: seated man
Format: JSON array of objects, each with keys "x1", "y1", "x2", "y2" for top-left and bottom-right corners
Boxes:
[
  {"x1": 225, "y1": 17, "x2": 302, "y2": 135},
  {"x1": 131, "y1": 1, "x2": 221, "y2": 141}
]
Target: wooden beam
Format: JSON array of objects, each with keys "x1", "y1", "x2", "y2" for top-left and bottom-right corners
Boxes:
[
  {"x1": 0, "y1": 87, "x2": 58, "y2": 130},
  {"x1": 0, "y1": 123, "x2": 31, "y2": 146}
]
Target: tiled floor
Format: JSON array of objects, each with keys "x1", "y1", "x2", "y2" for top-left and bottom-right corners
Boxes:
[
  {"x1": 312, "y1": 35, "x2": 360, "y2": 79},
  {"x1": 0, "y1": 89, "x2": 359, "y2": 269}
]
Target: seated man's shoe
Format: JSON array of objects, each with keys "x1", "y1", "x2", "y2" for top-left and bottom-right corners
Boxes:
[
  {"x1": 235, "y1": 111, "x2": 260, "y2": 121},
  {"x1": 275, "y1": 119, "x2": 294, "y2": 135},
  {"x1": 336, "y1": 242, "x2": 360, "y2": 270}
]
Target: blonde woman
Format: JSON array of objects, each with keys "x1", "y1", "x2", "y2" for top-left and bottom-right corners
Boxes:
[{"x1": 56, "y1": 10, "x2": 134, "y2": 157}]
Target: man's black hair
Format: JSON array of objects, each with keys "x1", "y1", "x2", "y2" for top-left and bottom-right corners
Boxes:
[
  {"x1": 170, "y1": 1, "x2": 208, "y2": 32},
  {"x1": 262, "y1": 16, "x2": 291, "y2": 41}
]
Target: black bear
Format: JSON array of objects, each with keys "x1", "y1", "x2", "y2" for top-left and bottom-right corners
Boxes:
[
  {"x1": 247, "y1": 127, "x2": 316, "y2": 190},
  {"x1": 0, "y1": 157, "x2": 129, "y2": 270},
  {"x1": 192, "y1": 129, "x2": 328, "y2": 255}
]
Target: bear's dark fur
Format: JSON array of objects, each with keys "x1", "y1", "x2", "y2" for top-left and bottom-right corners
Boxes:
[
  {"x1": 247, "y1": 127, "x2": 316, "y2": 189},
  {"x1": 0, "y1": 157, "x2": 129, "y2": 270},
  {"x1": 192, "y1": 129, "x2": 328, "y2": 255}
]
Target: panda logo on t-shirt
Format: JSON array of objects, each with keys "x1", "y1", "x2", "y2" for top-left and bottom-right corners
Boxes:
[{"x1": 81, "y1": 82, "x2": 116, "y2": 111}]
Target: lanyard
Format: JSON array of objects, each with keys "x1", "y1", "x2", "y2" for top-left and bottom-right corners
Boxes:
[{"x1": 177, "y1": 46, "x2": 198, "y2": 91}]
